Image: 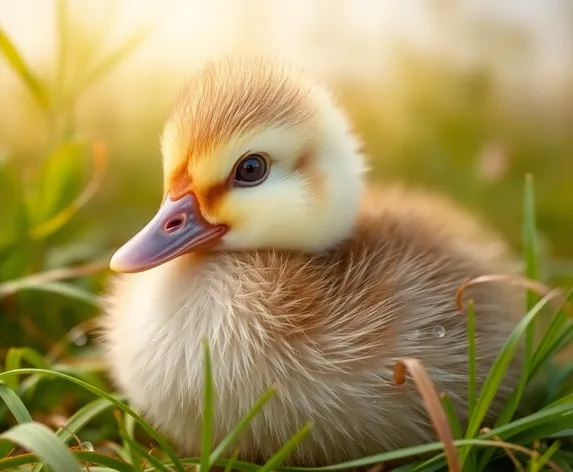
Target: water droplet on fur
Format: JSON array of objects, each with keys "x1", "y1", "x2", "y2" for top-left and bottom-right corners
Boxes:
[
  {"x1": 405, "y1": 329, "x2": 420, "y2": 341},
  {"x1": 433, "y1": 325, "x2": 446, "y2": 338},
  {"x1": 81, "y1": 441, "x2": 94, "y2": 451},
  {"x1": 69, "y1": 329, "x2": 87, "y2": 346}
]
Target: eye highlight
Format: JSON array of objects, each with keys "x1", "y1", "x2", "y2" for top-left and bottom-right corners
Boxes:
[{"x1": 233, "y1": 153, "x2": 269, "y2": 187}]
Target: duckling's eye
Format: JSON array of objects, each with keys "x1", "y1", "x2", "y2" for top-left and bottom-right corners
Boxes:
[{"x1": 233, "y1": 154, "x2": 269, "y2": 187}]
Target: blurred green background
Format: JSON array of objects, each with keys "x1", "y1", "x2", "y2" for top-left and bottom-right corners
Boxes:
[{"x1": 0, "y1": 0, "x2": 572, "y2": 356}]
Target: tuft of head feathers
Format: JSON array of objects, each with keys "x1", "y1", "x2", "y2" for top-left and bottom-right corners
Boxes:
[
  {"x1": 162, "y1": 56, "x2": 315, "y2": 169},
  {"x1": 160, "y1": 56, "x2": 367, "y2": 253}
]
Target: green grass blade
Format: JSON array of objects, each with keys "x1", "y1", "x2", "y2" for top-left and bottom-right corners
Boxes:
[
  {"x1": 124, "y1": 409, "x2": 136, "y2": 438},
  {"x1": 56, "y1": 397, "x2": 112, "y2": 444},
  {"x1": 505, "y1": 416, "x2": 573, "y2": 447},
  {"x1": 391, "y1": 463, "x2": 425, "y2": 472},
  {"x1": 30, "y1": 139, "x2": 89, "y2": 227},
  {"x1": 481, "y1": 402, "x2": 573, "y2": 441},
  {"x1": 531, "y1": 323, "x2": 573, "y2": 379},
  {"x1": 209, "y1": 385, "x2": 276, "y2": 465},
  {"x1": 440, "y1": 394, "x2": 463, "y2": 439},
  {"x1": 0, "y1": 368, "x2": 186, "y2": 472},
  {"x1": 120, "y1": 437, "x2": 169, "y2": 472},
  {"x1": 176, "y1": 432, "x2": 573, "y2": 472},
  {"x1": 552, "y1": 362, "x2": 573, "y2": 399},
  {"x1": 116, "y1": 411, "x2": 143, "y2": 472},
  {"x1": 201, "y1": 339, "x2": 214, "y2": 472},
  {"x1": 465, "y1": 298, "x2": 478, "y2": 470},
  {"x1": 0, "y1": 383, "x2": 33, "y2": 423},
  {"x1": 529, "y1": 440, "x2": 561, "y2": 472},
  {"x1": 30, "y1": 141, "x2": 108, "y2": 240},
  {"x1": 0, "y1": 261, "x2": 106, "y2": 299},
  {"x1": 412, "y1": 455, "x2": 446, "y2": 472},
  {"x1": 0, "y1": 450, "x2": 133, "y2": 472},
  {"x1": 496, "y1": 174, "x2": 539, "y2": 425},
  {"x1": 542, "y1": 392, "x2": 573, "y2": 409},
  {"x1": 4, "y1": 348, "x2": 49, "y2": 372},
  {"x1": 257, "y1": 422, "x2": 313, "y2": 472},
  {"x1": 66, "y1": 23, "x2": 152, "y2": 102},
  {"x1": 546, "y1": 428, "x2": 573, "y2": 439},
  {"x1": 0, "y1": 422, "x2": 82, "y2": 472},
  {"x1": 103, "y1": 440, "x2": 132, "y2": 463},
  {"x1": 0, "y1": 29, "x2": 49, "y2": 109},
  {"x1": 3, "y1": 347, "x2": 49, "y2": 390},
  {"x1": 0, "y1": 453, "x2": 43, "y2": 471},
  {"x1": 554, "y1": 451, "x2": 573, "y2": 470},
  {"x1": 553, "y1": 458, "x2": 573, "y2": 472},
  {"x1": 0, "y1": 376, "x2": 42, "y2": 425},
  {"x1": 529, "y1": 318, "x2": 573, "y2": 372},
  {"x1": 223, "y1": 449, "x2": 240, "y2": 472},
  {"x1": 496, "y1": 174, "x2": 539, "y2": 460},
  {"x1": 89, "y1": 469, "x2": 136, "y2": 472},
  {"x1": 502, "y1": 175, "x2": 539, "y2": 457},
  {"x1": 160, "y1": 457, "x2": 259, "y2": 472},
  {"x1": 84, "y1": 25, "x2": 151, "y2": 84},
  {"x1": 472, "y1": 176, "x2": 564, "y2": 472},
  {"x1": 462, "y1": 291, "x2": 558, "y2": 461},
  {"x1": 478, "y1": 403, "x2": 571, "y2": 468},
  {"x1": 275, "y1": 438, "x2": 564, "y2": 471},
  {"x1": 0, "y1": 280, "x2": 100, "y2": 307},
  {"x1": 32, "y1": 397, "x2": 112, "y2": 472}
]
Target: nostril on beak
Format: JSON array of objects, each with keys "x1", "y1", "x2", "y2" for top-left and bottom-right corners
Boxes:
[{"x1": 164, "y1": 214, "x2": 186, "y2": 233}]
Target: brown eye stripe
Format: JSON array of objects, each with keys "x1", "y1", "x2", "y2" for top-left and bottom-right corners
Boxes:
[
  {"x1": 201, "y1": 180, "x2": 229, "y2": 214},
  {"x1": 168, "y1": 170, "x2": 193, "y2": 200},
  {"x1": 294, "y1": 147, "x2": 323, "y2": 196},
  {"x1": 167, "y1": 169, "x2": 227, "y2": 217},
  {"x1": 294, "y1": 146, "x2": 312, "y2": 173}
]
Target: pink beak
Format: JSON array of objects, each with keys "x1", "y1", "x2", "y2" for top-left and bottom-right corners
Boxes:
[{"x1": 110, "y1": 193, "x2": 227, "y2": 273}]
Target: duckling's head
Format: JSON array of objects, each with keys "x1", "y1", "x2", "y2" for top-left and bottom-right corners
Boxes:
[{"x1": 111, "y1": 57, "x2": 366, "y2": 273}]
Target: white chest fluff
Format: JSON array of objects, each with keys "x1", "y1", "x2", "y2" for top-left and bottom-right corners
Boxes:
[
  {"x1": 102, "y1": 251, "x2": 432, "y2": 463},
  {"x1": 105, "y1": 254, "x2": 276, "y2": 437}
]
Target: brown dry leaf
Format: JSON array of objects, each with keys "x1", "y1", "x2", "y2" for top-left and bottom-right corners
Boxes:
[
  {"x1": 456, "y1": 274, "x2": 573, "y2": 317},
  {"x1": 469, "y1": 439, "x2": 562, "y2": 472},
  {"x1": 394, "y1": 358, "x2": 461, "y2": 472}
]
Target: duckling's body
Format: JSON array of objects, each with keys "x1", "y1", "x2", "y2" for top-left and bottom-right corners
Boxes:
[{"x1": 102, "y1": 57, "x2": 521, "y2": 466}]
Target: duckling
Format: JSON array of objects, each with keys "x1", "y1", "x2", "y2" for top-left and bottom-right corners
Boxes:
[{"x1": 101, "y1": 56, "x2": 522, "y2": 467}]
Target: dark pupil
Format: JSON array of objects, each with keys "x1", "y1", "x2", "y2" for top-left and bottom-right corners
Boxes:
[{"x1": 240, "y1": 158, "x2": 263, "y2": 181}]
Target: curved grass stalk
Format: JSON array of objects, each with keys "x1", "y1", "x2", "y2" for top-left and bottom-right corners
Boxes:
[
  {"x1": 29, "y1": 141, "x2": 108, "y2": 239},
  {"x1": 0, "y1": 368, "x2": 185, "y2": 472}
]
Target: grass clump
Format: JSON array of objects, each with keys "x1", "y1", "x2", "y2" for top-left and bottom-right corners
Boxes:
[
  {"x1": 1, "y1": 272, "x2": 572, "y2": 471},
  {"x1": 0, "y1": 1, "x2": 572, "y2": 470}
]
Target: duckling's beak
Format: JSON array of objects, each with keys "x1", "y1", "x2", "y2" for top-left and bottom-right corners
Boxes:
[{"x1": 110, "y1": 193, "x2": 227, "y2": 273}]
